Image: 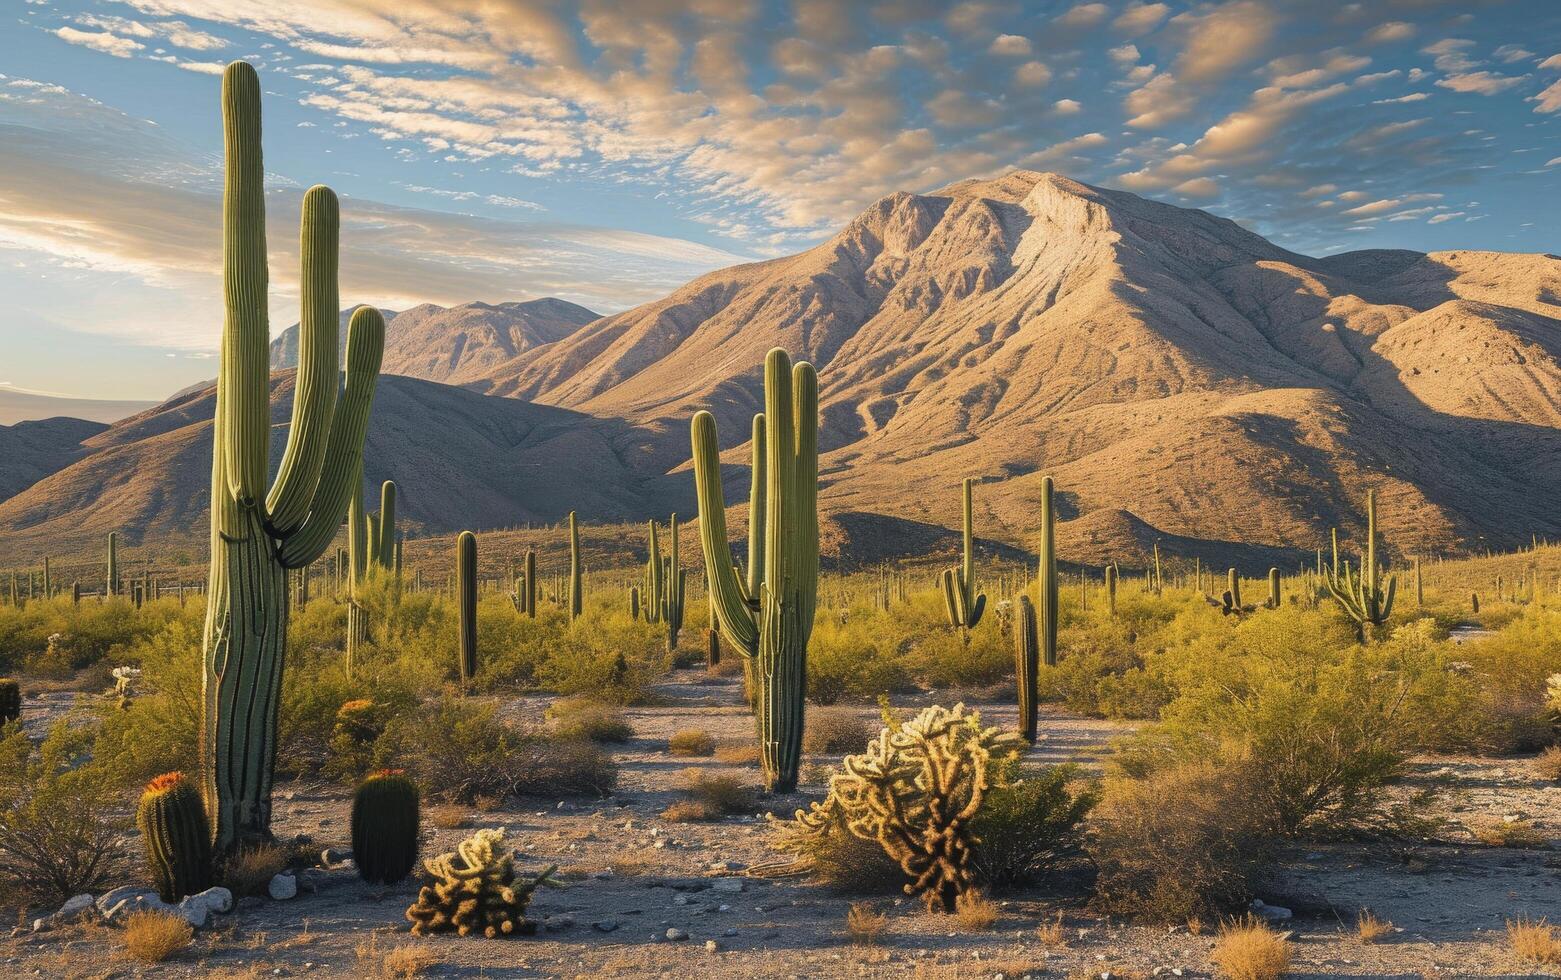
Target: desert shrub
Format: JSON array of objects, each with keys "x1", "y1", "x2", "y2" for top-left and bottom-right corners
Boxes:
[
  {"x1": 660, "y1": 769, "x2": 754, "y2": 822},
  {"x1": 547, "y1": 696, "x2": 634, "y2": 743},
  {"x1": 803, "y1": 707, "x2": 872, "y2": 754},
  {"x1": 385, "y1": 695, "x2": 615, "y2": 801},
  {"x1": 221, "y1": 841, "x2": 291, "y2": 897},
  {"x1": 954, "y1": 889, "x2": 999, "y2": 931},
  {"x1": 966, "y1": 763, "x2": 1095, "y2": 889},
  {"x1": 1089, "y1": 760, "x2": 1275, "y2": 922},
  {"x1": 805, "y1": 616, "x2": 912, "y2": 703},
  {"x1": 1356, "y1": 909, "x2": 1392, "y2": 942},
  {"x1": 90, "y1": 617, "x2": 203, "y2": 788},
  {"x1": 121, "y1": 908, "x2": 194, "y2": 963},
  {"x1": 1531, "y1": 746, "x2": 1561, "y2": 781},
  {"x1": 0, "y1": 719, "x2": 125, "y2": 906},
  {"x1": 1211, "y1": 916, "x2": 1291, "y2": 980},
  {"x1": 324, "y1": 698, "x2": 395, "y2": 782},
  {"x1": 667, "y1": 728, "x2": 715, "y2": 756},
  {"x1": 1509, "y1": 917, "x2": 1561, "y2": 965},
  {"x1": 845, "y1": 902, "x2": 889, "y2": 945},
  {"x1": 714, "y1": 740, "x2": 761, "y2": 764},
  {"x1": 0, "y1": 595, "x2": 184, "y2": 676}
]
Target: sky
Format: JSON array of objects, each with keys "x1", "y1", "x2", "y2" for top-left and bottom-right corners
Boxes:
[{"x1": 1, "y1": 0, "x2": 1558, "y2": 401}]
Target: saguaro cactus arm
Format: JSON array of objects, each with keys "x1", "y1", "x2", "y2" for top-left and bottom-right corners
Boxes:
[{"x1": 691, "y1": 411, "x2": 762, "y2": 656}]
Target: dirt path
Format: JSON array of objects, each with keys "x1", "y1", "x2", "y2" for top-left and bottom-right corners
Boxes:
[{"x1": 5, "y1": 672, "x2": 1561, "y2": 977}]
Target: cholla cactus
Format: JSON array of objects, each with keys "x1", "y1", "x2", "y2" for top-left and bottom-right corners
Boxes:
[
  {"x1": 405, "y1": 827, "x2": 558, "y2": 937},
  {"x1": 785, "y1": 703, "x2": 1024, "y2": 912}
]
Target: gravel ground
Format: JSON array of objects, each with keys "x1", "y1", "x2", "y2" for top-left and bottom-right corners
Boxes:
[{"x1": 5, "y1": 670, "x2": 1561, "y2": 978}]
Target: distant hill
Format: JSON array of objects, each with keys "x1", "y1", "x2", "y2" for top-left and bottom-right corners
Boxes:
[
  {"x1": 269, "y1": 298, "x2": 599, "y2": 386},
  {"x1": 0, "y1": 387, "x2": 156, "y2": 426}
]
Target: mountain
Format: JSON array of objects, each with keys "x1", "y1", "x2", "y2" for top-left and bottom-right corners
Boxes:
[
  {"x1": 0, "y1": 371, "x2": 681, "y2": 559},
  {"x1": 0, "y1": 416, "x2": 106, "y2": 501},
  {"x1": 6, "y1": 171, "x2": 1559, "y2": 563},
  {"x1": 269, "y1": 299, "x2": 599, "y2": 386},
  {"x1": 0, "y1": 387, "x2": 156, "y2": 426},
  {"x1": 479, "y1": 171, "x2": 1561, "y2": 557}
]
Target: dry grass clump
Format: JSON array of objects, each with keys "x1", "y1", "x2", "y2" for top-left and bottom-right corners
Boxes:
[
  {"x1": 1531, "y1": 746, "x2": 1561, "y2": 781},
  {"x1": 121, "y1": 909, "x2": 194, "y2": 963},
  {"x1": 1036, "y1": 912, "x2": 1068, "y2": 948},
  {"x1": 660, "y1": 769, "x2": 754, "y2": 822},
  {"x1": 803, "y1": 707, "x2": 872, "y2": 754},
  {"x1": 713, "y1": 740, "x2": 760, "y2": 764},
  {"x1": 1508, "y1": 917, "x2": 1561, "y2": 965},
  {"x1": 1356, "y1": 909, "x2": 1392, "y2": 942},
  {"x1": 953, "y1": 889, "x2": 998, "y2": 931},
  {"x1": 356, "y1": 935, "x2": 443, "y2": 978},
  {"x1": 222, "y1": 841, "x2": 291, "y2": 897},
  {"x1": 667, "y1": 728, "x2": 716, "y2": 757},
  {"x1": 1211, "y1": 916, "x2": 1291, "y2": 980},
  {"x1": 846, "y1": 902, "x2": 890, "y2": 945},
  {"x1": 1469, "y1": 817, "x2": 1549, "y2": 848},
  {"x1": 427, "y1": 803, "x2": 471, "y2": 829},
  {"x1": 547, "y1": 696, "x2": 634, "y2": 743}
]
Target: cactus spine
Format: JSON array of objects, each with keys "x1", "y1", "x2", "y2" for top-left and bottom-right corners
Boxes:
[
  {"x1": 457, "y1": 531, "x2": 477, "y2": 685},
  {"x1": 0, "y1": 678, "x2": 19, "y2": 724},
  {"x1": 692, "y1": 348, "x2": 818, "y2": 793},
  {"x1": 201, "y1": 62, "x2": 385, "y2": 854},
  {"x1": 941, "y1": 478, "x2": 986, "y2": 632},
  {"x1": 136, "y1": 772, "x2": 213, "y2": 902},
  {"x1": 352, "y1": 770, "x2": 420, "y2": 885},
  {"x1": 1324, "y1": 490, "x2": 1397, "y2": 641}
]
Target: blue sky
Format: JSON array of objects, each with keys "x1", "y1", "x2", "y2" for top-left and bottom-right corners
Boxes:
[{"x1": 2, "y1": 0, "x2": 1559, "y2": 400}]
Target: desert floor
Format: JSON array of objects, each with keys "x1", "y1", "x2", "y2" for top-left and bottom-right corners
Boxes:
[{"x1": 6, "y1": 667, "x2": 1561, "y2": 979}]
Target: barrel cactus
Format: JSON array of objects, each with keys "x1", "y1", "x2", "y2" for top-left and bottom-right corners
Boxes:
[
  {"x1": 352, "y1": 770, "x2": 420, "y2": 885},
  {"x1": 691, "y1": 348, "x2": 818, "y2": 793},
  {"x1": 201, "y1": 61, "x2": 385, "y2": 854},
  {"x1": 136, "y1": 772, "x2": 213, "y2": 901},
  {"x1": 0, "y1": 678, "x2": 20, "y2": 725}
]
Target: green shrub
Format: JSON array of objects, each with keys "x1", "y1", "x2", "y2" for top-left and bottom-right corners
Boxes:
[
  {"x1": 547, "y1": 696, "x2": 634, "y2": 743},
  {"x1": 967, "y1": 763, "x2": 1095, "y2": 889}
]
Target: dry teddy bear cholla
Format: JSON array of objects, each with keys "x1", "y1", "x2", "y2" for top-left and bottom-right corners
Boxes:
[{"x1": 406, "y1": 827, "x2": 560, "y2": 938}]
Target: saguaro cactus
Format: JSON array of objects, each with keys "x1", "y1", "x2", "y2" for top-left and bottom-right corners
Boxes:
[
  {"x1": 201, "y1": 61, "x2": 385, "y2": 854},
  {"x1": 1016, "y1": 476, "x2": 1060, "y2": 742},
  {"x1": 941, "y1": 478, "x2": 986, "y2": 632},
  {"x1": 457, "y1": 531, "x2": 477, "y2": 684},
  {"x1": 643, "y1": 515, "x2": 686, "y2": 651},
  {"x1": 567, "y1": 512, "x2": 582, "y2": 621},
  {"x1": 692, "y1": 348, "x2": 818, "y2": 793},
  {"x1": 1267, "y1": 568, "x2": 1281, "y2": 609},
  {"x1": 1105, "y1": 563, "x2": 1118, "y2": 617},
  {"x1": 1324, "y1": 490, "x2": 1397, "y2": 641},
  {"x1": 107, "y1": 532, "x2": 119, "y2": 597}
]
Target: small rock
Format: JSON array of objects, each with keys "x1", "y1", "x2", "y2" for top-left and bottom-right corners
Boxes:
[
  {"x1": 1250, "y1": 899, "x2": 1292, "y2": 923},
  {"x1": 723, "y1": 928, "x2": 738, "y2": 937},
  {"x1": 543, "y1": 914, "x2": 574, "y2": 932},
  {"x1": 268, "y1": 873, "x2": 298, "y2": 901},
  {"x1": 320, "y1": 847, "x2": 352, "y2": 869},
  {"x1": 711, "y1": 879, "x2": 744, "y2": 893},
  {"x1": 709, "y1": 860, "x2": 744, "y2": 872},
  {"x1": 173, "y1": 900, "x2": 209, "y2": 929},
  {"x1": 592, "y1": 920, "x2": 620, "y2": 933},
  {"x1": 30, "y1": 918, "x2": 51, "y2": 934},
  {"x1": 186, "y1": 886, "x2": 234, "y2": 915},
  {"x1": 666, "y1": 928, "x2": 689, "y2": 942},
  {"x1": 673, "y1": 894, "x2": 692, "y2": 907},
  {"x1": 96, "y1": 886, "x2": 154, "y2": 915}
]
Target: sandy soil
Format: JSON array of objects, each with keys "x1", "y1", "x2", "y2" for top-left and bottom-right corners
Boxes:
[{"x1": 5, "y1": 669, "x2": 1561, "y2": 978}]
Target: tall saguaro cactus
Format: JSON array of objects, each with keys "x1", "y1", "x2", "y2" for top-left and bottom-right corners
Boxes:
[
  {"x1": 567, "y1": 512, "x2": 582, "y2": 621},
  {"x1": 107, "y1": 532, "x2": 119, "y2": 597},
  {"x1": 201, "y1": 61, "x2": 385, "y2": 855},
  {"x1": 1014, "y1": 475, "x2": 1059, "y2": 742},
  {"x1": 1324, "y1": 489, "x2": 1397, "y2": 641},
  {"x1": 643, "y1": 515, "x2": 686, "y2": 651},
  {"x1": 941, "y1": 478, "x2": 986, "y2": 632},
  {"x1": 457, "y1": 531, "x2": 478, "y2": 684},
  {"x1": 692, "y1": 348, "x2": 818, "y2": 793}
]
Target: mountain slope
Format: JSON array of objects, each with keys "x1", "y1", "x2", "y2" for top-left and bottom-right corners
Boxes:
[
  {"x1": 480, "y1": 171, "x2": 1561, "y2": 555},
  {"x1": 0, "y1": 388, "x2": 156, "y2": 426},
  {"x1": 270, "y1": 299, "x2": 599, "y2": 386},
  {"x1": 0, "y1": 416, "x2": 106, "y2": 501}
]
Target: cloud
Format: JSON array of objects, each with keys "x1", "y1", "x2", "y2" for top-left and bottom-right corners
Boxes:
[
  {"x1": 1173, "y1": 1, "x2": 1280, "y2": 82},
  {"x1": 1123, "y1": 72, "x2": 1196, "y2": 128},
  {"x1": 1341, "y1": 193, "x2": 1441, "y2": 217},
  {"x1": 1494, "y1": 44, "x2": 1534, "y2": 63},
  {"x1": 1013, "y1": 61, "x2": 1051, "y2": 87},
  {"x1": 1365, "y1": 22, "x2": 1414, "y2": 44},
  {"x1": 1427, "y1": 211, "x2": 1464, "y2": 224},
  {"x1": 1435, "y1": 71, "x2": 1527, "y2": 95},
  {"x1": 54, "y1": 27, "x2": 145, "y2": 58},
  {"x1": 1112, "y1": 3, "x2": 1170, "y2": 37},
  {"x1": 1373, "y1": 92, "x2": 1429, "y2": 104},
  {"x1": 1532, "y1": 79, "x2": 1561, "y2": 113},
  {"x1": 1171, "y1": 177, "x2": 1220, "y2": 198},
  {"x1": 989, "y1": 34, "x2": 1031, "y2": 56},
  {"x1": 1053, "y1": 98, "x2": 1082, "y2": 115},
  {"x1": 1055, "y1": 4, "x2": 1109, "y2": 28}
]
